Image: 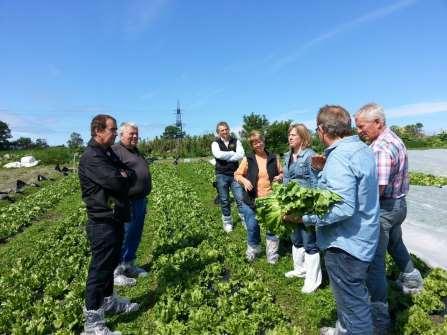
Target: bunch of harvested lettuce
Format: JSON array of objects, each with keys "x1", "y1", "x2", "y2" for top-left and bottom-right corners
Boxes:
[{"x1": 256, "y1": 182, "x2": 342, "y2": 237}]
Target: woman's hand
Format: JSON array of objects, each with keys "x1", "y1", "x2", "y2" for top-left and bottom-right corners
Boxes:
[
  {"x1": 241, "y1": 178, "x2": 254, "y2": 192},
  {"x1": 273, "y1": 174, "x2": 283, "y2": 182}
]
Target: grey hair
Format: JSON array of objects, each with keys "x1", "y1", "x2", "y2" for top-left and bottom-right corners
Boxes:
[
  {"x1": 355, "y1": 103, "x2": 386, "y2": 125},
  {"x1": 119, "y1": 122, "x2": 138, "y2": 135},
  {"x1": 215, "y1": 121, "x2": 229, "y2": 134}
]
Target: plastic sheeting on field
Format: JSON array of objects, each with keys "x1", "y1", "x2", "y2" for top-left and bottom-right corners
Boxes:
[
  {"x1": 408, "y1": 149, "x2": 447, "y2": 177},
  {"x1": 403, "y1": 185, "x2": 447, "y2": 270}
]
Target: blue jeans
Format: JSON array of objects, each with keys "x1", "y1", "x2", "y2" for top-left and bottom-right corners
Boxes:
[
  {"x1": 325, "y1": 248, "x2": 373, "y2": 335},
  {"x1": 291, "y1": 226, "x2": 319, "y2": 254},
  {"x1": 216, "y1": 173, "x2": 244, "y2": 217},
  {"x1": 367, "y1": 197, "x2": 412, "y2": 303},
  {"x1": 241, "y1": 202, "x2": 261, "y2": 246},
  {"x1": 121, "y1": 197, "x2": 148, "y2": 263}
]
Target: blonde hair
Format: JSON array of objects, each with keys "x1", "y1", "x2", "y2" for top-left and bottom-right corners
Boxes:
[
  {"x1": 288, "y1": 123, "x2": 312, "y2": 148},
  {"x1": 248, "y1": 130, "x2": 265, "y2": 149}
]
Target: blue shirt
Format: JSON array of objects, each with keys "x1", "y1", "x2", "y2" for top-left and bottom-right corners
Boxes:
[
  {"x1": 283, "y1": 148, "x2": 318, "y2": 188},
  {"x1": 302, "y1": 136, "x2": 379, "y2": 262}
]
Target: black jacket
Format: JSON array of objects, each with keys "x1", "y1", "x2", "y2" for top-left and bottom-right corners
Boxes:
[
  {"x1": 243, "y1": 151, "x2": 279, "y2": 209},
  {"x1": 79, "y1": 139, "x2": 135, "y2": 223},
  {"x1": 112, "y1": 142, "x2": 152, "y2": 199},
  {"x1": 214, "y1": 136, "x2": 239, "y2": 176}
]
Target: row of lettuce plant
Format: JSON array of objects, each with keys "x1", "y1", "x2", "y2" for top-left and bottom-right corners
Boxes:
[
  {"x1": 187, "y1": 161, "x2": 447, "y2": 335},
  {"x1": 0, "y1": 205, "x2": 89, "y2": 334},
  {"x1": 0, "y1": 174, "x2": 80, "y2": 241},
  {"x1": 148, "y1": 163, "x2": 303, "y2": 334}
]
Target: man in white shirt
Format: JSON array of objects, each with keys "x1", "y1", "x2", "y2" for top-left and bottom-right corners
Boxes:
[{"x1": 211, "y1": 121, "x2": 245, "y2": 232}]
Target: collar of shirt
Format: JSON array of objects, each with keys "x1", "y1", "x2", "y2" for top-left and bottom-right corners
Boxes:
[
  {"x1": 371, "y1": 127, "x2": 391, "y2": 148},
  {"x1": 119, "y1": 141, "x2": 139, "y2": 154},
  {"x1": 324, "y1": 135, "x2": 359, "y2": 157},
  {"x1": 219, "y1": 136, "x2": 231, "y2": 146}
]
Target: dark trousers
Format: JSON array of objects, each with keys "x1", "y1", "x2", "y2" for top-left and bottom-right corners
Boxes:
[{"x1": 85, "y1": 219, "x2": 124, "y2": 310}]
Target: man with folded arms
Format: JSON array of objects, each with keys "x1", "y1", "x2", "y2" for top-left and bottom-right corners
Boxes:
[
  {"x1": 79, "y1": 115, "x2": 139, "y2": 335},
  {"x1": 112, "y1": 122, "x2": 151, "y2": 286}
]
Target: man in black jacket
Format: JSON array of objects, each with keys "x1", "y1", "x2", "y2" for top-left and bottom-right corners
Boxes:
[{"x1": 78, "y1": 115, "x2": 139, "y2": 335}]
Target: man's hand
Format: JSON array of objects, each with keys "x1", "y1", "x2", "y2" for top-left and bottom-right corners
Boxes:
[
  {"x1": 311, "y1": 155, "x2": 326, "y2": 171},
  {"x1": 120, "y1": 170, "x2": 128, "y2": 177},
  {"x1": 283, "y1": 214, "x2": 302, "y2": 224}
]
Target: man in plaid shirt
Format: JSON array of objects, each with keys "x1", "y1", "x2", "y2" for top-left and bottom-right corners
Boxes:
[{"x1": 355, "y1": 103, "x2": 423, "y2": 334}]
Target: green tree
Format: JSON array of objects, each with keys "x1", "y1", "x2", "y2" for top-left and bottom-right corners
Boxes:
[
  {"x1": 67, "y1": 132, "x2": 84, "y2": 149},
  {"x1": 240, "y1": 113, "x2": 269, "y2": 139},
  {"x1": 265, "y1": 120, "x2": 292, "y2": 155},
  {"x1": 14, "y1": 137, "x2": 32, "y2": 149},
  {"x1": 35, "y1": 138, "x2": 49, "y2": 148},
  {"x1": 0, "y1": 121, "x2": 12, "y2": 150},
  {"x1": 162, "y1": 125, "x2": 185, "y2": 139}
]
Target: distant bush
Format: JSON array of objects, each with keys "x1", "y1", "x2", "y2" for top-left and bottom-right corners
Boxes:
[{"x1": 0, "y1": 147, "x2": 82, "y2": 166}]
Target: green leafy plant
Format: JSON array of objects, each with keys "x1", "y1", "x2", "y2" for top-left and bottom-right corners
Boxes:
[
  {"x1": 409, "y1": 172, "x2": 447, "y2": 187},
  {"x1": 256, "y1": 182, "x2": 342, "y2": 237}
]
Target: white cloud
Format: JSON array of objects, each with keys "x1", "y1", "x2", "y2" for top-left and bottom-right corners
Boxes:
[
  {"x1": 386, "y1": 101, "x2": 447, "y2": 119},
  {"x1": 0, "y1": 109, "x2": 63, "y2": 139},
  {"x1": 125, "y1": 0, "x2": 169, "y2": 34},
  {"x1": 272, "y1": 0, "x2": 417, "y2": 72}
]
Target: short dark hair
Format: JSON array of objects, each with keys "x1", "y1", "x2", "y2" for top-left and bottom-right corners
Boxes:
[
  {"x1": 316, "y1": 105, "x2": 352, "y2": 138},
  {"x1": 90, "y1": 114, "x2": 116, "y2": 137}
]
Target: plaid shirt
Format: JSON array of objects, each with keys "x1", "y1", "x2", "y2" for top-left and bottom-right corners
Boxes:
[{"x1": 370, "y1": 127, "x2": 409, "y2": 199}]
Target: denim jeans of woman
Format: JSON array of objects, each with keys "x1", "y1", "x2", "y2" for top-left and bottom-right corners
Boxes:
[{"x1": 241, "y1": 202, "x2": 260, "y2": 246}]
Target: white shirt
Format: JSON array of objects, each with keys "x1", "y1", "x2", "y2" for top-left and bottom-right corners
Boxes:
[{"x1": 211, "y1": 137, "x2": 245, "y2": 162}]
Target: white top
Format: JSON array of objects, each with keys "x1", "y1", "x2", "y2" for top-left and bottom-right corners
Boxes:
[{"x1": 211, "y1": 137, "x2": 245, "y2": 162}]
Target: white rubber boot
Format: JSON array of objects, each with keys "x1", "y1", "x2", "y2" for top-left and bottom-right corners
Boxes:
[
  {"x1": 301, "y1": 252, "x2": 322, "y2": 294},
  {"x1": 285, "y1": 246, "x2": 306, "y2": 278},
  {"x1": 222, "y1": 215, "x2": 233, "y2": 233}
]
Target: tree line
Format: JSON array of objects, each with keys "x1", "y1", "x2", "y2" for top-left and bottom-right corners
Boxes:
[{"x1": 1, "y1": 117, "x2": 446, "y2": 157}]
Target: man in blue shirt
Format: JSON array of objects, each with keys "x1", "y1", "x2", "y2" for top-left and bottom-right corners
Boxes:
[{"x1": 301, "y1": 105, "x2": 380, "y2": 335}]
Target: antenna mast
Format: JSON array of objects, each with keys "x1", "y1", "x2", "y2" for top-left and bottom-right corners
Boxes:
[{"x1": 175, "y1": 100, "x2": 183, "y2": 137}]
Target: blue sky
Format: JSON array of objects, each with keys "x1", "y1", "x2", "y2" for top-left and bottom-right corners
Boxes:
[{"x1": 1, "y1": 0, "x2": 446, "y2": 145}]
